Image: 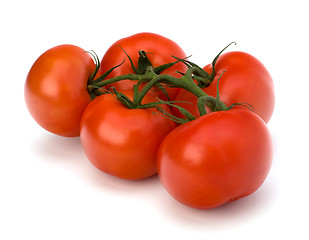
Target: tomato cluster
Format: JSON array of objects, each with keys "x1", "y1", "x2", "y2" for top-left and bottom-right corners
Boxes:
[{"x1": 25, "y1": 32, "x2": 274, "y2": 209}]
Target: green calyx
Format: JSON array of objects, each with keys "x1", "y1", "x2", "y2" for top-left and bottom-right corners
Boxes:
[
  {"x1": 196, "y1": 70, "x2": 254, "y2": 116},
  {"x1": 197, "y1": 71, "x2": 228, "y2": 116},
  {"x1": 171, "y1": 41, "x2": 237, "y2": 88},
  {"x1": 209, "y1": 41, "x2": 237, "y2": 81}
]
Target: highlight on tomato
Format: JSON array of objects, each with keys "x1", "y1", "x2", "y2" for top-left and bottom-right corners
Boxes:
[
  {"x1": 80, "y1": 90, "x2": 176, "y2": 180},
  {"x1": 99, "y1": 32, "x2": 188, "y2": 100},
  {"x1": 24, "y1": 44, "x2": 96, "y2": 137},
  {"x1": 157, "y1": 108, "x2": 273, "y2": 209}
]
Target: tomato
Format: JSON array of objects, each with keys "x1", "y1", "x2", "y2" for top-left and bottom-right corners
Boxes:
[
  {"x1": 173, "y1": 51, "x2": 275, "y2": 123},
  {"x1": 80, "y1": 90, "x2": 176, "y2": 180},
  {"x1": 24, "y1": 44, "x2": 95, "y2": 137},
  {"x1": 157, "y1": 109, "x2": 272, "y2": 209},
  {"x1": 99, "y1": 32, "x2": 187, "y2": 100}
]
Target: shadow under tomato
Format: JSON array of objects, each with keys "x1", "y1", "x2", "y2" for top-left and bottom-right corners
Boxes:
[
  {"x1": 155, "y1": 179, "x2": 277, "y2": 229},
  {"x1": 85, "y1": 165, "x2": 162, "y2": 195},
  {"x1": 31, "y1": 132, "x2": 85, "y2": 162},
  {"x1": 31, "y1": 132, "x2": 163, "y2": 195}
]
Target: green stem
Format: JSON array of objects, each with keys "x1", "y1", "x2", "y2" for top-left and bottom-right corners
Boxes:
[
  {"x1": 164, "y1": 67, "x2": 210, "y2": 98},
  {"x1": 91, "y1": 73, "x2": 143, "y2": 89},
  {"x1": 133, "y1": 74, "x2": 175, "y2": 105},
  {"x1": 134, "y1": 67, "x2": 212, "y2": 106}
]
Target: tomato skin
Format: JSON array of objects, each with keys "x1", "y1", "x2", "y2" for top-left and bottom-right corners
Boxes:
[
  {"x1": 80, "y1": 90, "x2": 176, "y2": 180},
  {"x1": 100, "y1": 32, "x2": 187, "y2": 99},
  {"x1": 173, "y1": 51, "x2": 275, "y2": 123},
  {"x1": 24, "y1": 45, "x2": 95, "y2": 137},
  {"x1": 157, "y1": 110, "x2": 272, "y2": 209}
]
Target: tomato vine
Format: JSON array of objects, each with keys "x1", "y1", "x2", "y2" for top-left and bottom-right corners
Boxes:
[{"x1": 86, "y1": 42, "x2": 240, "y2": 123}]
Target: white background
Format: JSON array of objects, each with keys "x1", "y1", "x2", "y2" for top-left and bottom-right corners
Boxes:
[{"x1": 1, "y1": 0, "x2": 308, "y2": 239}]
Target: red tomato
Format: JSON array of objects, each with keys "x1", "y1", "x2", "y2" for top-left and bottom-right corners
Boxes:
[
  {"x1": 80, "y1": 90, "x2": 176, "y2": 180},
  {"x1": 157, "y1": 109, "x2": 272, "y2": 209},
  {"x1": 100, "y1": 32, "x2": 187, "y2": 100},
  {"x1": 173, "y1": 51, "x2": 275, "y2": 123},
  {"x1": 25, "y1": 44, "x2": 95, "y2": 137}
]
